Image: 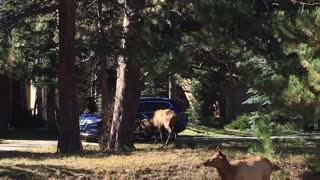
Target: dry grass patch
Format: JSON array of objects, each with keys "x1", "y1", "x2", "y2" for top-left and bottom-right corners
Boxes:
[{"x1": 0, "y1": 140, "x2": 319, "y2": 179}]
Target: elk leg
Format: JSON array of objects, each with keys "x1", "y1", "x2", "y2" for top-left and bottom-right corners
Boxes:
[
  {"x1": 165, "y1": 127, "x2": 172, "y2": 145},
  {"x1": 158, "y1": 127, "x2": 164, "y2": 144},
  {"x1": 172, "y1": 130, "x2": 177, "y2": 140}
]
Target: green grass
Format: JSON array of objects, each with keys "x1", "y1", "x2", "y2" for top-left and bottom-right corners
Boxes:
[
  {"x1": 180, "y1": 125, "x2": 309, "y2": 138},
  {"x1": 179, "y1": 128, "x2": 231, "y2": 137},
  {"x1": 179, "y1": 126, "x2": 252, "y2": 137}
]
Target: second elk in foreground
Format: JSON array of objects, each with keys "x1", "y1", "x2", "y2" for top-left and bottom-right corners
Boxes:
[
  {"x1": 203, "y1": 150, "x2": 278, "y2": 180},
  {"x1": 140, "y1": 109, "x2": 177, "y2": 145}
]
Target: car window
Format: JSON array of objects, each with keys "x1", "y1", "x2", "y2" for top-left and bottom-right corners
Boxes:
[{"x1": 138, "y1": 101, "x2": 172, "y2": 112}]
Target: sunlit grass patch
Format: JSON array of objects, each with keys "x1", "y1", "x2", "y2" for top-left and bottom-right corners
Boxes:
[
  {"x1": 179, "y1": 128, "x2": 231, "y2": 137},
  {"x1": 180, "y1": 126, "x2": 251, "y2": 137}
]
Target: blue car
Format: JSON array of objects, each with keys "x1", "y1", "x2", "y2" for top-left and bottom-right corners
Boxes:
[
  {"x1": 79, "y1": 113, "x2": 103, "y2": 140},
  {"x1": 79, "y1": 97, "x2": 187, "y2": 141}
]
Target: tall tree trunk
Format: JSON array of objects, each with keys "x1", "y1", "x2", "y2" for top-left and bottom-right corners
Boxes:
[
  {"x1": 168, "y1": 74, "x2": 175, "y2": 99},
  {"x1": 20, "y1": 79, "x2": 28, "y2": 114},
  {"x1": 178, "y1": 77, "x2": 195, "y2": 109},
  {"x1": 94, "y1": 0, "x2": 113, "y2": 148},
  {"x1": 57, "y1": 0, "x2": 82, "y2": 153},
  {"x1": 107, "y1": 60, "x2": 140, "y2": 151},
  {"x1": 34, "y1": 87, "x2": 43, "y2": 119},
  {"x1": 0, "y1": 76, "x2": 10, "y2": 138},
  {"x1": 47, "y1": 87, "x2": 58, "y2": 134},
  {"x1": 105, "y1": 0, "x2": 143, "y2": 151},
  {"x1": 101, "y1": 59, "x2": 110, "y2": 120},
  {"x1": 97, "y1": 0, "x2": 110, "y2": 135},
  {"x1": 100, "y1": 57, "x2": 110, "y2": 146}
]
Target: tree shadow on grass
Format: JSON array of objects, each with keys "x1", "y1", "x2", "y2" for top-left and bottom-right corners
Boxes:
[
  {"x1": 172, "y1": 138, "x2": 320, "y2": 164},
  {"x1": 300, "y1": 141, "x2": 320, "y2": 180},
  {"x1": 274, "y1": 139, "x2": 320, "y2": 155},
  {"x1": 0, "y1": 164, "x2": 94, "y2": 179},
  {"x1": 6, "y1": 128, "x2": 57, "y2": 140},
  {"x1": 172, "y1": 138, "x2": 320, "y2": 180},
  {"x1": 0, "y1": 151, "x2": 56, "y2": 160},
  {"x1": 171, "y1": 136, "x2": 320, "y2": 154},
  {"x1": 300, "y1": 171, "x2": 320, "y2": 180},
  {"x1": 134, "y1": 136, "x2": 251, "y2": 152},
  {"x1": 173, "y1": 138, "x2": 257, "y2": 152},
  {"x1": 0, "y1": 149, "x2": 133, "y2": 160}
]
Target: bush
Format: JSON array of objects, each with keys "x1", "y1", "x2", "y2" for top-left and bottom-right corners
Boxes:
[
  {"x1": 273, "y1": 122, "x2": 301, "y2": 134},
  {"x1": 251, "y1": 118, "x2": 274, "y2": 156},
  {"x1": 198, "y1": 117, "x2": 226, "y2": 129},
  {"x1": 245, "y1": 112, "x2": 274, "y2": 156},
  {"x1": 224, "y1": 113, "x2": 251, "y2": 130}
]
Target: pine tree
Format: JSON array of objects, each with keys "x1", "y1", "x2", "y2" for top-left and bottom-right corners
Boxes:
[
  {"x1": 57, "y1": 0, "x2": 82, "y2": 153},
  {"x1": 243, "y1": 4, "x2": 320, "y2": 130}
]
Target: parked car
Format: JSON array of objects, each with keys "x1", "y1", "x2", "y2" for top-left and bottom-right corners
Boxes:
[
  {"x1": 79, "y1": 97, "x2": 187, "y2": 141},
  {"x1": 79, "y1": 113, "x2": 103, "y2": 141}
]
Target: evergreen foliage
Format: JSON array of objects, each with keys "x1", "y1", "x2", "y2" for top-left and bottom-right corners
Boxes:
[
  {"x1": 249, "y1": 112, "x2": 274, "y2": 156},
  {"x1": 1, "y1": 0, "x2": 320, "y2": 151},
  {"x1": 243, "y1": 5, "x2": 320, "y2": 131},
  {"x1": 224, "y1": 113, "x2": 251, "y2": 131}
]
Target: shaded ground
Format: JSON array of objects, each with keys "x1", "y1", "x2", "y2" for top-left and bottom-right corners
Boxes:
[
  {"x1": 4, "y1": 128, "x2": 57, "y2": 140},
  {"x1": 0, "y1": 138, "x2": 319, "y2": 179},
  {"x1": 0, "y1": 128, "x2": 320, "y2": 179},
  {"x1": 2, "y1": 132, "x2": 319, "y2": 151}
]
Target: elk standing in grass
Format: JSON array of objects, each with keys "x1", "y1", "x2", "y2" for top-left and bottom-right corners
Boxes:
[
  {"x1": 140, "y1": 109, "x2": 177, "y2": 145},
  {"x1": 203, "y1": 150, "x2": 278, "y2": 180}
]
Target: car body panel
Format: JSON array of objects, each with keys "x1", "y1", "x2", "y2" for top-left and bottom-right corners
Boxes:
[{"x1": 79, "y1": 113, "x2": 103, "y2": 140}]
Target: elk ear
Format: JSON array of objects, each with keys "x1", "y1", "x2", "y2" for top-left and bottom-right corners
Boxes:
[{"x1": 218, "y1": 151, "x2": 226, "y2": 159}]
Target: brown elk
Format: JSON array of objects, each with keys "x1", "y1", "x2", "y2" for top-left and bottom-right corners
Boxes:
[
  {"x1": 203, "y1": 150, "x2": 278, "y2": 180},
  {"x1": 140, "y1": 109, "x2": 177, "y2": 145}
]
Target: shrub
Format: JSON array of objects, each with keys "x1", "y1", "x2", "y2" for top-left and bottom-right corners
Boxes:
[
  {"x1": 249, "y1": 112, "x2": 274, "y2": 156},
  {"x1": 199, "y1": 117, "x2": 226, "y2": 129},
  {"x1": 224, "y1": 113, "x2": 251, "y2": 130}
]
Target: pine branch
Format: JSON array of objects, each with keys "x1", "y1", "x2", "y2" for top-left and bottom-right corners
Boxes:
[
  {"x1": 0, "y1": 3, "x2": 58, "y2": 32},
  {"x1": 294, "y1": 0, "x2": 320, "y2": 6}
]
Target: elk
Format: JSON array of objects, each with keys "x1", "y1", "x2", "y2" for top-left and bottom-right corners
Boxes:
[
  {"x1": 203, "y1": 150, "x2": 278, "y2": 180},
  {"x1": 140, "y1": 109, "x2": 177, "y2": 145}
]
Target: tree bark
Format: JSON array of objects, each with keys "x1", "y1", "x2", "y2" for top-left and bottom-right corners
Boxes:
[
  {"x1": 168, "y1": 74, "x2": 175, "y2": 99},
  {"x1": 100, "y1": 57, "x2": 111, "y2": 148},
  {"x1": 107, "y1": 59, "x2": 140, "y2": 151},
  {"x1": 47, "y1": 87, "x2": 58, "y2": 134},
  {"x1": 34, "y1": 87, "x2": 43, "y2": 119},
  {"x1": 178, "y1": 78, "x2": 195, "y2": 109},
  {"x1": 0, "y1": 76, "x2": 10, "y2": 138},
  {"x1": 105, "y1": 0, "x2": 143, "y2": 151},
  {"x1": 57, "y1": 0, "x2": 82, "y2": 153},
  {"x1": 101, "y1": 59, "x2": 109, "y2": 122},
  {"x1": 97, "y1": 0, "x2": 109, "y2": 129}
]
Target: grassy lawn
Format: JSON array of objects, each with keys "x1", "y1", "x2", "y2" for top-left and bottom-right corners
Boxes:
[
  {"x1": 179, "y1": 125, "x2": 313, "y2": 138},
  {"x1": 0, "y1": 139, "x2": 319, "y2": 179},
  {"x1": 180, "y1": 126, "x2": 251, "y2": 137}
]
